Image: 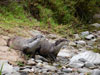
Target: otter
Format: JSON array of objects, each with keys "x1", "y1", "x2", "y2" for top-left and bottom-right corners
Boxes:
[
  {"x1": 36, "y1": 38, "x2": 68, "y2": 61},
  {"x1": 7, "y1": 35, "x2": 43, "y2": 57},
  {"x1": 7, "y1": 35, "x2": 68, "y2": 61}
]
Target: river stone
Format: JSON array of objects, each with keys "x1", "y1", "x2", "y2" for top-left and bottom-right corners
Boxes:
[
  {"x1": 77, "y1": 68, "x2": 92, "y2": 73},
  {"x1": 85, "y1": 62, "x2": 95, "y2": 68},
  {"x1": 70, "y1": 51, "x2": 100, "y2": 64},
  {"x1": 0, "y1": 37, "x2": 7, "y2": 46},
  {"x1": 75, "y1": 40, "x2": 86, "y2": 45},
  {"x1": 0, "y1": 46, "x2": 24, "y2": 64},
  {"x1": 27, "y1": 58, "x2": 36, "y2": 65},
  {"x1": 43, "y1": 65, "x2": 57, "y2": 72},
  {"x1": 75, "y1": 40, "x2": 86, "y2": 48},
  {"x1": 69, "y1": 41, "x2": 77, "y2": 46},
  {"x1": 78, "y1": 58, "x2": 87, "y2": 63},
  {"x1": 85, "y1": 34, "x2": 95, "y2": 40},
  {"x1": 58, "y1": 49, "x2": 72, "y2": 57},
  {"x1": 69, "y1": 61, "x2": 84, "y2": 68},
  {"x1": 81, "y1": 31, "x2": 89, "y2": 38},
  {"x1": 91, "y1": 69, "x2": 100, "y2": 75},
  {"x1": 74, "y1": 34, "x2": 81, "y2": 40},
  {"x1": 0, "y1": 60, "x2": 14, "y2": 75},
  {"x1": 35, "y1": 59, "x2": 43, "y2": 63},
  {"x1": 62, "y1": 68, "x2": 73, "y2": 73}
]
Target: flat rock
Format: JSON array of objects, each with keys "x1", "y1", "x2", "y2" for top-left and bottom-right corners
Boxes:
[
  {"x1": 0, "y1": 37, "x2": 7, "y2": 46},
  {"x1": 69, "y1": 41, "x2": 77, "y2": 46},
  {"x1": 58, "y1": 49, "x2": 72, "y2": 57},
  {"x1": 70, "y1": 51, "x2": 100, "y2": 64},
  {"x1": 0, "y1": 46, "x2": 25, "y2": 64},
  {"x1": 43, "y1": 65, "x2": 57, "y2": 72},
  {"x1": 69, "y1": 61, "x2": 84, "y2": 68},
  {"x1": 85, "y1": 62, "x2": 95, "y2": 68},
  {"x1": 77, "y1": 68, "x2": 92, "y2": 73}
]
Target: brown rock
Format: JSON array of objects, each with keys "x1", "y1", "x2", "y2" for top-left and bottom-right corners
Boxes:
[
  {"x1": 0, "y1": 46, "x2": 25, "y2": 65},
  {"x1": 0, "y1": 37, "x2": 7, "y2": 46}
]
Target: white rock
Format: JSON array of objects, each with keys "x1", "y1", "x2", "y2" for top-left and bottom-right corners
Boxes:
[
  {"x1": 74, "y1": 34, "x2": 81, "y2": 40},
  {"x1": 27, "y1": 59, "x2": 36, "y2": 65},
  {"x1": 69, "y1": 41, "x2": 77, "y2": 46},
  {"x1": 69, "y1": 61, "x2": 84, "y2": 68},
  {"x1": 85, "y1": 34, "x2": 95, "y2": 40},
  {"x1": 70, "y1": 51, "x2": 100, "y2": 64},
  {"x1": 75, "y1": 40, "x2": 86, "y2": 48},
  {"x1": 81, "y1": 31, "x2": 89, "y2": 37},
  {"x1": 58, "y1": 49, "x2": 72, "y2": 57},
  {"x1": 0, "y1": 60, "x2": 13, "y2": 75},
  {"x1": 91, "y1": 23, "x2": 100, "y2": 28}
]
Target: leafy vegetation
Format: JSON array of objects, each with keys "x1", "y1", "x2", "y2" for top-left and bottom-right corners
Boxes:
[
  {"x1": 17, "y1": 61, "x2": 25, "y2": 67},
  {"x1": 0, "y1": 0, "x2": 99, "y2": 36}
]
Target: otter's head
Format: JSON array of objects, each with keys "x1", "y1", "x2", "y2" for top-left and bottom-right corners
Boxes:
[{"x1": 55, "y1": 38, "x2": 69, "y2": 46}]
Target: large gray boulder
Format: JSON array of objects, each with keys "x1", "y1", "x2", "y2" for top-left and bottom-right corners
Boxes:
[{"x1": 70, "y1": 51, "x2": 100, "y2": 64}]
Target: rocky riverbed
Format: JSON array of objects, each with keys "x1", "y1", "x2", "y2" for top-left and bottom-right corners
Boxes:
[{"x1": 0, "y1": 28, "x2": 100, "y2": 75}]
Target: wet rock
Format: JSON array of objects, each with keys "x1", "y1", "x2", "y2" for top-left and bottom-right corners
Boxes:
[
  {"x1": 81, "y1": 31, "x2": 89, "y2": 38},
  {"x1": 91, "y1": 23, "x2": 100, "y2": 28},
  {"x1": 85, "y1": 34, "x2": 95, "y2": 40},
  {"x1": 70, "y1": 51, "x2": 100, "y2": 64},
  {"x1": 85, "y1": 62, "x2": 95, "y2": 68},
  {"x1": 27, "y1": 58, "x2": 36, "y2": 65},
  {"x1": 0, "y1": 37, "x2": 7, "y2": 46},
  {"x1": 0, "y1": 60, "x2": 14, "y2": 75},
  {"x1": 62, "y1": 68, "x2": 73, "y2": 73},
  {"x1": 91, "y1": 69, "x2": 100, "y2": 75}
]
